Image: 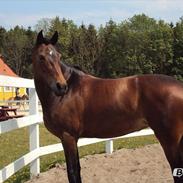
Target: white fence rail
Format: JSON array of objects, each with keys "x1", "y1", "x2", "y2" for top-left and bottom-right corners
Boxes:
[{"x1": 0, "y1": 75, "x2": 154, "y2": 183}]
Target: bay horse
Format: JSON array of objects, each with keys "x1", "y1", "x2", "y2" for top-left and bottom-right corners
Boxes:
[{"x1": 32, "y1": 31, "x2": 183, "y2": 183}]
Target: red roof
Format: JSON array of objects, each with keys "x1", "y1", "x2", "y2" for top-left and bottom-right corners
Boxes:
[{"x1": 0, "y1": 57, "x2": 18, "y2": 77}]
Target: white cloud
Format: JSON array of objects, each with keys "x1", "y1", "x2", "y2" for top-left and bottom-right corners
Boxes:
[
  {"x1": 142, "y1": 0, "x2": 183, "y2": 12},
  {"x1": 76, "y1": 0, "x2": 183, "y2": 25},
  {"x1": 0, "y1": 13, "x2": 58, "y2": 29},
  {"x1": 137, "y1": 0, "x2": 183, "y2": 23}
]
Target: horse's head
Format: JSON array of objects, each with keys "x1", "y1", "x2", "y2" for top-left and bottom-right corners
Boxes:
[{"x1": 32, "y1": 30, "x2": 68, "y2": 96}]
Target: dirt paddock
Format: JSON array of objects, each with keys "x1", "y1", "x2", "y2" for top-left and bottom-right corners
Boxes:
[{"x1": 26, "y1": 144, "x2": 173, "y2": 183}]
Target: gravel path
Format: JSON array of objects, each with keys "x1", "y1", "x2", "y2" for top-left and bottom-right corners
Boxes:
[{"x1": 26, "y1": 144, "x2": 173, "y2": 183}]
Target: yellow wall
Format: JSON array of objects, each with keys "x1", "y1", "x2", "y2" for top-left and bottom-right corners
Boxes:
[{"x1": 0, "y1": 87, "x2": 26, "y2": 101}]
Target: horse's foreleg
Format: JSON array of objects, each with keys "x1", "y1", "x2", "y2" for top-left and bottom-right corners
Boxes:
[{"x1": 61, "y1": 132, "x2": 81, "y2": 183}]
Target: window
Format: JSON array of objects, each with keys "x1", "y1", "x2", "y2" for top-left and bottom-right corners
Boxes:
[{"x1": 4, "y1": 87, "x2": 15, "y2": 92}]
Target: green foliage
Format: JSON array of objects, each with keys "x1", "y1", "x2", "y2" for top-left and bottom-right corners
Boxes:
[
  {"x1": 1, "y1": 14, "x2": 183, "y2": 79},
  {"x1": 69, "y1": 24, "x2": 100, "y2": 74},
  {"x1": 2, "y1": 26, "x2": 36, "y2": 77},
  {"x1": 172, "y1": 17, "x2": 183, "y2": 80},
  {"x1": 0, "y1": 26, "x2": 6, "y2": 54},
  {"x1": 34, "y1": 18, "x2": 51, "y2": 34}
]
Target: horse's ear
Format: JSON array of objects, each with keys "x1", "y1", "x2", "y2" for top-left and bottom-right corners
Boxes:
[
  {"x1": 36, "y1": 30, "x2": 44, "y2": 45},
  {"x1": 50, "y1": 31, "x2": 58, "y2": 45}
]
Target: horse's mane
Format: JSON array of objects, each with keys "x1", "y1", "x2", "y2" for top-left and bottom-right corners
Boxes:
[
  {"x1": 60, "y1": 62, "x2": 86, "y2": 75},
  {"x1": 72, "y1": 65, "x2": 86, "y2": 73}
]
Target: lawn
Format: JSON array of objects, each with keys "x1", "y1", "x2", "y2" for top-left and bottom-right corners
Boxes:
[{"x1": 0, "y1": 124, "x2": 158, "y2": 183}]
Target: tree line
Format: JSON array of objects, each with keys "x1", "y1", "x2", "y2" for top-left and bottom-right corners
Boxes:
[{"x1": 1, "y1": 14, "x2": 183, "y2": 80}]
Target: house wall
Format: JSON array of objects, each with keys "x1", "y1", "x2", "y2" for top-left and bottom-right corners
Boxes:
[{"x1": 0, "y1": 87, "x2": 26, "y2": 100}]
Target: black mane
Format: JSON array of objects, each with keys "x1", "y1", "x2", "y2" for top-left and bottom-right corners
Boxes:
[
  {"x1": 60, "y1": 61, "x2": 86, "y2": 81},
  {"x1": 72, "y1": 65, "x2": 86, "y2": 73}
]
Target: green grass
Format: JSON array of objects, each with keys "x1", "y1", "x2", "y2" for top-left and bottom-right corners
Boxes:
[{"x1": 0, "y1": 124, "x2": 158, "y2": 183}]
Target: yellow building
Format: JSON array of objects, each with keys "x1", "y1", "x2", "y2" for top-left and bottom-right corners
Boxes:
[{"x1": 0, "y1": 56, "x2": 26, "y2": 101}]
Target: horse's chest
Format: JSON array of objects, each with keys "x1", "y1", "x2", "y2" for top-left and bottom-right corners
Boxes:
[{"x1": 43, "y1": 106, "x2": 80, "y2": 137}]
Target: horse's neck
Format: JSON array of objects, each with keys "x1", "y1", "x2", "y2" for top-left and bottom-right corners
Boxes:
[
  {"x1": 34, "y1": 79, "x2": 56, "y2": 112},
  {"x1": 35, "y1": 63, "x2": 85, "y2": 112}
]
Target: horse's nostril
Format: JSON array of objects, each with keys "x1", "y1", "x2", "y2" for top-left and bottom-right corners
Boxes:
[
  {"x1": 56, "y1": 82, "x2": 62, "y2": 90},
  {"x1": 65, "y1": 85, "x2": 68, "y2": 92},
  {"x1": 56, "y1": 83, "x2": 68, "y2": 92}
]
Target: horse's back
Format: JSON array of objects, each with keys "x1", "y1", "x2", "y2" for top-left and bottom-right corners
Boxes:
[
  {"x1": 137, "y1": 74, "x2": 183, "y2": 134},
  {"x1": 138, "y1": 74, "x2": 183, "y2": 103}
]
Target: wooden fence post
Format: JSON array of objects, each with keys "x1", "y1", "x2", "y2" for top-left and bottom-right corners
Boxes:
[
  {"x1": 105, "y1": 140, "x2": 113, "y2": 154},
  {"x1": 29, "y1": 88, "x2": 40, "y2": 177}
]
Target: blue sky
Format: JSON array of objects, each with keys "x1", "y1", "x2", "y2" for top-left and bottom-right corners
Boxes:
[{"x1": 1, "y1": 0, "x2": 183, "y2": 29}]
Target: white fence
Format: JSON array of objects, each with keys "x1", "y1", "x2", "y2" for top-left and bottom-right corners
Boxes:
[{"x1": 0, "y1": 75, "x2": 154, "y2": 183}]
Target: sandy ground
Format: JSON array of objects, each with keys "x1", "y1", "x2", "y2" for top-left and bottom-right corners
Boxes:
[{"x1": 26, "y1": 144, "x2": 173, "y2": 183}]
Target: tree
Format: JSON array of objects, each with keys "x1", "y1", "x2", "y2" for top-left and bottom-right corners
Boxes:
[
  {"x1": 96, "y1": 20, "x2": 121, "y2": 77},
  {"x1": 148, "y1": 20, "x2": 173, "y2": 75},
  {"x1": 69, "y1": 24, "x2": 100, "y2": 74},
  {"x1": 172, "y1": 17, "x2": 183, "y2": 80},
  {"x1": 118, "y1": 15, "x2": 173, "y2": 76},
  {"x1": 0, "y1": 14, "x2": 182, "y2": 80},
  {"x1": 22, "y1": 27, "x2": 36, "y2": 78},
  {"x1": 35, "y1": 18, "x2": 51, "y2": 34},
  {"x1": 0, "y1": 27, "x2": 6, "y2": 54},
  {"x1": 49, "y1": 17, "x2": 78, "y2": 61},
  {"x1": 3, "y1": 26, "x2": 29, "y2": 76}
]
